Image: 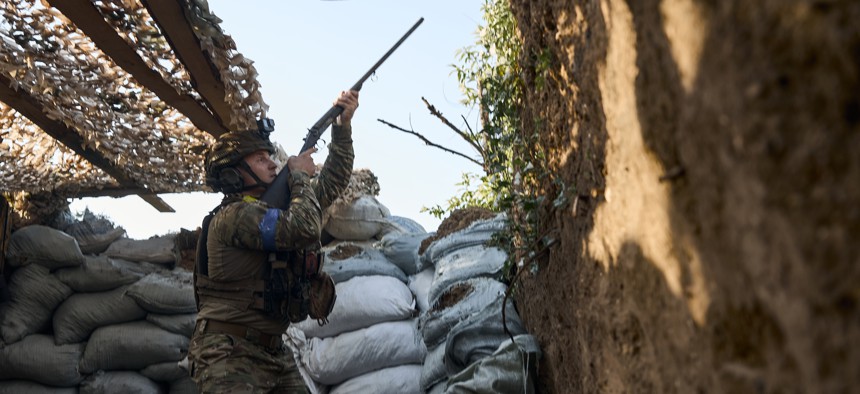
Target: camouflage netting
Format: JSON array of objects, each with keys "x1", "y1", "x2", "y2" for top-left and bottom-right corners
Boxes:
[
  {"x1": 0, "y1": 0, "x2": 268, "y2": 200},
  {"x1": 336, "y1": 168, "x2": 381, "y2": 204}
]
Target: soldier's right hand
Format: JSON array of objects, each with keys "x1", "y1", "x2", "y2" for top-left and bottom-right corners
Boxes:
[{"x1": 287, "y1": 147, "x2": 317, "y2": 176}]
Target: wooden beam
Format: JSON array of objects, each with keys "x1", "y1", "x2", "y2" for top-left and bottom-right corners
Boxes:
[
  {"x1": 0, "y1": 75, "x2": 175, "y2": 213},
  {"x1": 72, "y1": 187, "x2": 205, "y2": 200},
  {"x1": 141, "y1": 0, "x2": 236, "y2": 131},
  {"x1": 51, "y1": 0, "x2": 227, "y2": 136}
]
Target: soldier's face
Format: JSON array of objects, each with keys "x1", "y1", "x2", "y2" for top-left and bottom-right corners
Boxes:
[{"x1": 242, "y1": 150, "x2": 277, "y2": 187}]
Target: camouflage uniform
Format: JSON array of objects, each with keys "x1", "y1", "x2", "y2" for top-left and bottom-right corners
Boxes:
[{"x1": 189, "y1": 124, "x2": 354, "y2": 393}]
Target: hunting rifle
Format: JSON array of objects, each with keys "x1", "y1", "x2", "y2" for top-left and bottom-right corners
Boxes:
[{"x1": 261, "y1": 17, "x2": 424, "y2": 210}]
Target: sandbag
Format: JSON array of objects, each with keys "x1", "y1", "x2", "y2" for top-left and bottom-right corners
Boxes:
[
  {"x1": 420, "y1": 214, "x2": 507, "y2": 265},
  {"x1": 445, "y1": 335, "x2": 541, "y2": 394},
  {"x1": 294, "y1": 275, "x2": 416, "y2": 338},
  {"x1": 80, "y1": 371, "x2": 162, "y2": 394},
  {"x1": 378, "y1": 215, "x2": 428, "y2": 237},
  {"x1": 420, "y1": 344, "x2": 447, "y2": 391},
  {"x1": 146, "y1": 313, "x2": 196, "y2": 337},
  {"x1": 322, "y1": 242, "x2": 406, "y2": 283},
  {"x1": 0, "y1": 334, "x2": 85, "y2": 387},
  {"x1": 420, "y1": 278, "x2": 507, "y2": 347},
  {"x1": 70, "y1": 227, "x2": 126, "y2": 255},
  {"x1": 427, "y1": 245, "x2": 507, "y2": 308},
  {"x1": 54, "y1": 255, "x2": 143, "y2": 292},
  {"x1": 427, "y1": 381, "x2": 447, "y2": 394},
  {"x1": 103, "y1": 234, "x2": 177, "y2": 264},
  {"x1": 57, "y1": 208, "x2": 125, "y2": 254},
  {"x1": 126, "y1": 271, "x2": 196, "y2": 314},
  {"x1": 80, "y1": 321, "x2": 189, "y2": 373},
  {"x1": 330, "y1": 364, "x2": 423, "y2": 394},
  {"x1": 140, "y1": 361, "x2": 188, "y2": 383},
  {"x1": 112, "y1": 258, "x2": 170, "y2": 276},
  {"x1": 169, "y1": 377, "x2": 198, "y2": 394},
  {"x1": 283, "y1": 327, "x2": 329, "y2": 394},
  {"x1": 304, "y1": 319, "x2": 426, "y2": 385},
  {"x1": 53, "y1": 285, "x2": 147, "y2": 345},
  {"x1": 5, "y1": 225, "x2": 84, "y2": 269},
  {"x1": 408, "y1": 268, "x2": 435, "y2": 313},
  {"x1": 0, "y1": 380, "x2": 77, "y2": 394},
  {"x1": 444, "y1": 294, "x2": 527, "y2": 375},
  {"x1": 324, "y1": 195, "x2": 391, "y2": 241},
  {"x1": 0, "y1": 264, "x2": 73, "y2": 344},
  {"x1": 381, "y1": 232, "x2": 434, "y2": 275}
]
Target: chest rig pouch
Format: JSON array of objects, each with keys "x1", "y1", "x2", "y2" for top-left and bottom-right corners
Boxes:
[
  {"x1": 194, "y1": 202, "x2": 336, "y2": 326},
  {"x1": 266, "y1": 249, "x2": 336, "y2": 325}
]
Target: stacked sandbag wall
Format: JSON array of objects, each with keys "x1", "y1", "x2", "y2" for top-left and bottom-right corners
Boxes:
[
  {"x1": 287, "y1": 194, "x2": 431, "y2": 393},
  {"x1": 416, "y1": 213, "x2": 542, "y2": 393},
  {"x1": 0, "y1": 224, "x2": 197, "y2": 394}
]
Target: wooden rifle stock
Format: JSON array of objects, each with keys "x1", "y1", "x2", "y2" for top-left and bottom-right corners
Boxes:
[{"x1": 261, "y1": 18, "x2": 423, "y2": 210}]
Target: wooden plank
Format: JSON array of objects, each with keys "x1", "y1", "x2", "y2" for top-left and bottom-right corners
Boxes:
[
  {"x1": 141, "y1": 0, "x2": 235, "y2": 131},
  {"x1": 0, "y1": 75, "x2": 175, "y2": 213},
  {"x1": 51, "y1": 0, "x2": 227, "y2": 136}
]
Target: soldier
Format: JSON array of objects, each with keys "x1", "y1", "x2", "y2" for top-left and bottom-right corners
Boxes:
[{"x1": 189, "y1": 91, "x2": 359, "y2": 393}]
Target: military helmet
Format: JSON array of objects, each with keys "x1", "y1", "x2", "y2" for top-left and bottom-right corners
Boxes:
[{"x1": 205, "y1": 130, "x2": 275, "y2": 193}]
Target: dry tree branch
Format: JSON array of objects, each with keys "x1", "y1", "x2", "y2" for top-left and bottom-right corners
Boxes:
[
  {"x1": 376, "y1": 118, "x2": 483, "y2": 168},
  {"x1": 421, "y1": 96, "x2": 485, "y2": 157}
]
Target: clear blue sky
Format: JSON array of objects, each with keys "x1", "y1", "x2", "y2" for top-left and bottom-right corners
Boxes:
[{"x1": 71, "y1": 1, "x2": 485, "y2": 238}]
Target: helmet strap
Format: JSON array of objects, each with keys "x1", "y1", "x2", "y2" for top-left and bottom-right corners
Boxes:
[{"x1": 237, "y1": 161, "x2": 270, "y2": 192}]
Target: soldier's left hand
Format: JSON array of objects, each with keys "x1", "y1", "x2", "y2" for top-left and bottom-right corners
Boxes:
[{"x1": 334, "y1": 90, "x2": 359, "y2": 126}]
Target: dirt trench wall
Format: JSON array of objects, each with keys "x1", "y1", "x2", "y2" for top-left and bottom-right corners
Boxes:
[{"x1": 509, "y1": 0, "x2": 860, "y2": 393}]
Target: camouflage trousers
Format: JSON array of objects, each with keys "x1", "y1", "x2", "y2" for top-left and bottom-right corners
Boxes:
[{"x1": 188, "y1": 322, "x2": 309, "y2": 394}]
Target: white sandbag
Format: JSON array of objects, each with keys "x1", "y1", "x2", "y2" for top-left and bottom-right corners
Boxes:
[
  {"x1": 80, "y1": 371, "x2": 162, "y2": 394},
  {"x1": 104, "y1": 234, "x2": 177, "y2": 264},
  {"x1": 283, "y1": 327, "x2": 329, "y2": 394},
  {"x1": 324, "y1": 195, "x2": 391, "y2": 241},
  {"x1": 378, "y1": 216, "x2": 428, "y2": 238},
  {"x1": 0, "y1": 264, "x2": 72, "y2": 344},
  {"x1": 140, "y1": 361, "x2": 188, "y2": 383},
  {"x1": 112, "y1": 258, "x2": 170, "y2": 276},
  {"x1": 0, "y1": 380, "x2": 77, "y2": 394},
  {"x1": 444, "y1": 294, "x2": 527, "y2": 375},
  {"x1": 408, "y1": 268, "x2": 435, "y2": 313},
  {"x1": 5, "y1": 225, "x2": 84, "y2": 269},
  {"x1": 126, "y1": 271, "x2": 196, "y2": 314},
  {"x1": 322, "y1": 242, "x2": 406, "y2": 283},
  {"x1": 445, "y1": 335, "x2": 541, "y2": 394},
  {"x1": 420, "y1": 214, "x2": 507, "y2": 265},
  {"x1": 71, "y1": 227, "x2": 126, "y2": 255},
  {"x1": 427, "y1": 381, "x2": 447, "y2": 394},
  {"x1": 53, "y1": 285, "x2": 147, "y2": 344},
  {"x1": 427, "y1": 245, "x2": 507, "y2": 307},
  {"x1": 54, "y1": 255, "x2": 143, "y2": 292},
  {"x1": 420, "y1": 278, "x2": 507, "y2": 347},
  {"x1": 146, "y1": 313, "x2": 196, "y2": 337},
  {"x1": 381, "y1": 232, "x2": 434, "y2": 275},
  {"x1": 294, "y1": 275, "x2": 416, "y2": 338},
  {"x1": 169, "y1": 377, "x2": 198, "y2": 394},
  {"x1": 0, "y1": 334, "x2": 85, "y2": 387},
  {"x1": 420, "y1": 344, "x2": 447, "y2": 391},
  {"x1": 304, "y1": 319, "x2": 426, "y2": 385},
  {"x1": 330, "y1": 364, "x2": 423, "y2": 394},
  {"x1": 79, "y1": 321, "x2": 189, "y2": 373}
]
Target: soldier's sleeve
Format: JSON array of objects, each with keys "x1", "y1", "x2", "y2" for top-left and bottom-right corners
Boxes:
[
  {"x1": 212, "y1": 173, "x2": 322, "y2": 252},
  {"x1": 313, "y1": 123, "x2": 355, "y2": 211}
]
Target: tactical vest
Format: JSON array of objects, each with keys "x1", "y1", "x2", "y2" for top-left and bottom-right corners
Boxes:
[{"x1": 193, "y1": 200, "x2": 336, "y2": 325}]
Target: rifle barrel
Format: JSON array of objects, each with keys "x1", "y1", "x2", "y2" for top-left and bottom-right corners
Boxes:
[
  {"x1": 262, "y1": 17, "x2": 424, "y2": 209},
  {"x1": 301, "y1": 17, "x2": 424, "y2": 154}
]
